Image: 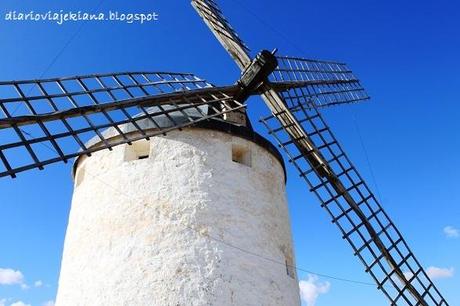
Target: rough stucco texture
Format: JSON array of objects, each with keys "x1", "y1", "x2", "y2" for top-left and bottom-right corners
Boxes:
[{"x1": 56, "y1": 128, "x2": 300, "y2": 306}]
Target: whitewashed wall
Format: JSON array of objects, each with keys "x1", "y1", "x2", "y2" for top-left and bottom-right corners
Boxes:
[{"x1": 56, "y1": 128, "x2": 300, "y2": 306}]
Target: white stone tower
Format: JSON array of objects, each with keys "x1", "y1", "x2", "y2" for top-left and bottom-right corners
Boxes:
[{"x1": 56, "y1": 109, "x2": 300, "y2": 305}]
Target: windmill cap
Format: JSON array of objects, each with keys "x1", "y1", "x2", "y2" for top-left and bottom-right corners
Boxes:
[{"x1": 73, "y1": 106, "x2": 286, "y2": 182}]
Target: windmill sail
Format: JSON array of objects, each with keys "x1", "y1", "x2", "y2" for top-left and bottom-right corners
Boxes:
[
  {"x1": 193, "y1": 0, "x2": 451, "y2": 304},
  {"x1": 260, "y1": 91, "x2": 448, "y2": 306},
  {"x1": 0, "y1": 72, "x2": 244, "y2": 178},
  {"x1": 270, "y1": 55, "x2": 370, "y2": 108},
  {"x1": 192, "y1": 0, "x2": 251, "y2": 69}
]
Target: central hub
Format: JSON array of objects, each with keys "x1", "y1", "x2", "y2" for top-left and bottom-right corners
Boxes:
[{"x1": 235, "y1": 50, "x2": 278, "y2": 102}]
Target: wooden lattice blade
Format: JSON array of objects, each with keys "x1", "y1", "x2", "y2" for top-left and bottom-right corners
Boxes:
[
  {"x1": 0, "y1": 72, "x2": 244, "y2": 178},
  {"x1": 259, "y1": 87, "x2": 449, "y2": 306},
  {"x1": 192, "y1": 0, "x2": 251, "y2": 69},
  {"x1": 270, "y1": 55, "x2": 370, "y2": 108}
]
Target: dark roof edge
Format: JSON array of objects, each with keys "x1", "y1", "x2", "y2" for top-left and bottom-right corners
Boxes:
[
  {"x1": 195, "y1": 120, "x2": 287, "y2": 183},
  {"x1": 72, "y1": 120, "x2": 287, "y2": 183}
]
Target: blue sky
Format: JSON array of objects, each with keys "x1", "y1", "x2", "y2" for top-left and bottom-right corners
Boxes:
[{"x1": 0, "y1": 0, "x2": 459, "y2": 305}]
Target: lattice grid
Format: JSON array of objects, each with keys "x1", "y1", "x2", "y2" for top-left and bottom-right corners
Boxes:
[
  {"x1": 192, "y1": 0, "x2": 251, "y2": 68},
  {"x1": 0, "y1": 72, "x2": 244, "y2": 178},
  {"x1": 270, "y1": 55, "x2": 370, "y2": 108},
  {"x1": 260, "y1": 98, "x2": 448, "y2": 306}
]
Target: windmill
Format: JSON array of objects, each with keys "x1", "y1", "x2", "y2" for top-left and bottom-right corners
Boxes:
[{"x1": 0, "y1": 0, "x2": 450, "y2": 305}]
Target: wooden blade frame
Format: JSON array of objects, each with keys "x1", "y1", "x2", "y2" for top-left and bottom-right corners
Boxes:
[
  {"x1": 192, "y1": 0, "x2": 451, "y2": 305},
  {"x1": 260, "y1": 89, "x2": 448, "y2": 306},
  {"x1": 270, "y1": 55, "x2": 370, "y2": 108},
  {"x1": 192, "y1": 0, "x2": 251, "y2": 69},
  {"x1": 0, "y1": 72, "x2": 243, "y2": 178}
]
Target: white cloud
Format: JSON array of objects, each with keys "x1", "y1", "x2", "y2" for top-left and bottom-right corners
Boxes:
[
  {"x1": 299, "y1": 274, "x2": 331, "y2": 306},
  {"x1": 0, "y1": 268, "x2": 24, "y2": 286},
  {"x1": 444, "y1": 226, "x2": 459, "y2": 238},
  {"x1": 34, "y1": 280, "x2": 43, "y2": 288},
  {"x1": 42, "y1": 300, "x2": 55, "y2": 306},
  {"x1": 426, "y1": 266, "x2": 454, "y2": 280},
  {"x1": 0, "y1": 299, "x2": 7, "y2": 306},
  {"x1": 10, "y1": 302, "x2": 31, "y2": 306}
]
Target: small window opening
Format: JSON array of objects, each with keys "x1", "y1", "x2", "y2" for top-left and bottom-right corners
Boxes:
[
  {"x1": 232, "y1": 144, "x2": 251, "y2": 167},
  {"x1": 124, "y1": 139, "x2": 151, "y2": 161}
]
